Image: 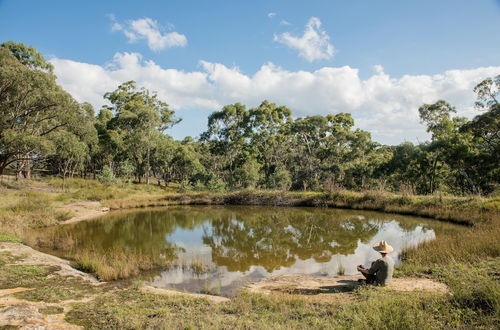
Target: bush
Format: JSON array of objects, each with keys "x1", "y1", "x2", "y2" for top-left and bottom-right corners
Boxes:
[
  {"x1": 97, "y1": 166, "x2": 117, "y2": 185},
  {"x1": 268, "y1": 166, "x2": 292, "y2": 191},
  {"x1": 206, "y1": 177, "x2": 226, "y2": 193}
]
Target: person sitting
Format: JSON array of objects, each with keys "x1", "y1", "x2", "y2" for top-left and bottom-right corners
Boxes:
[{"x1": 356, "y1": 240, "x2": 394, "y2": 286}]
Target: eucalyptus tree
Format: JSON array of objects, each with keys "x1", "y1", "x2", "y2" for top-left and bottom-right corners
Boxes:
[
  {"x1": 247, "y1": 101, "x2": 293, "y2": 187},
  {"x1": 1, "y1": 41, "x2": 54, "y2": 72},
  {"x1": 201, "y1": 103, "x2": 251, "y2": 185},
  {"x1": 462, "y1": 75, "x2": 500, "y2": 193},
  {"x1": 169, "y1": 138, "x2": 205, "y2": 184},
  {"x1": 418, "y1": 100, "x2": 485, "y2": 194},
  {"x1": 0, "y1": 44, "x2": 82, "y2": 178},
  {"x1": 102, "y1": 81, "x2": 178, "y2": 183}
]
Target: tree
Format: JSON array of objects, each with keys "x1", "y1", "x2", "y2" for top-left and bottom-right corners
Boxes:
[
  {"x1": 201, "y1": 103, "x2": 250, "y2": 185},
  {"x1": 51, "y1": 130, "x2": 88, "y2": 188},
  {"x1": 1, "y1": 41, "x2": 54, "y2": 72},
  {"x1": 102, "y1": 81, "x2": 178, "y2": 183},
  {"x1": 419, "y1": 100, "x2": 486, "y2": 194},
  {"x1": 0, "y1": 46, "x2": 81, "y2": 177}
]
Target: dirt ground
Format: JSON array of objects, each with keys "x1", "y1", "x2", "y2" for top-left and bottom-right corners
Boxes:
[
  {"x1": 57, "y1": 201, "x2": 109, "y2": 225},
  {"x1": 245, "y1": 274, "x2": 449, "y2": 303}
]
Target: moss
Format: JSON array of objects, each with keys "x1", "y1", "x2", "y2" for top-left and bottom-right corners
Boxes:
[
  {"x1": 0, "y1": 265, "x2": 57, "y2": 289},
  {"x1": 13, "y1": 274, "x2": 105, "y2": 303},
  {"x1": 0, "y1": 231, "x2": 21, "y2": 243},
  {"x1": 38, "y1": 306, "x2": 64, "y2": 314},
  {"x1": 0, "y1": 257, "x2": 102, "y2": 303}
]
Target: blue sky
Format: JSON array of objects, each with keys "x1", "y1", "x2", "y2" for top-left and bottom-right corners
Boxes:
[{"x1": 1, "y1": 0, "x2": 499, "y2": 144}]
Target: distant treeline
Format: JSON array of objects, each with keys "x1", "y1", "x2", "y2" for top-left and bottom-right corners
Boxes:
[{"x1": 1, "y1": 42, "x2": 498, "y2": 195}]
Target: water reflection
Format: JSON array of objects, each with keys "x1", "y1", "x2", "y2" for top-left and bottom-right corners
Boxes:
[{"x1": 28, "y1": 206, "x2": 443, "y2": 296}]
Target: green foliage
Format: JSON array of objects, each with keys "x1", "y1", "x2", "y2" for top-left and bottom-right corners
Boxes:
[
  {"x1": 234, "y1": 157, "x2": 261, "y2": 188},
  {"x1": 202, "y1": 177, "x2": 226, "y2": 192},
  {"x1": 1, "y1": 41, "x2": 54, "y2": 72},
  {"x1": 0, "y1": 46, "x2": 82, "y2": 176},
  {"x1": 97, "y1": 166, "x2": 117, "y2": 185},
  {"x1": 267, "y1": 166, "x2": 292, "y2": 190},
  {"x1": 118, "y1": 160, "x2": 135, "y2": 183}
]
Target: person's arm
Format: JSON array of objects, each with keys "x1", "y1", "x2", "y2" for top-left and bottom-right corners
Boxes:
[
  {"x1": 357, "y1": 264, "x2": 372, "y2": 275},
  {"x1": 367, "y1": 259, "x2": 382, "y2": 274}
]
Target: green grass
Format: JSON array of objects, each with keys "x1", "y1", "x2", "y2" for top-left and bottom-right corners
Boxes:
[{"x1": 0, "y1": 231, "x2": 21, "y2": 242}]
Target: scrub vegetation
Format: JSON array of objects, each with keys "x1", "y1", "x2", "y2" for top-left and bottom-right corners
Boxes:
[{"x1": 0, "y1": 41, "x2": 499, "y2": 328}]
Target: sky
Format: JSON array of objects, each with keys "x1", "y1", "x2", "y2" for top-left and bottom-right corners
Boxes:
[{"x1": 1, "y1": 0, "x2": 499, "y2": 144}]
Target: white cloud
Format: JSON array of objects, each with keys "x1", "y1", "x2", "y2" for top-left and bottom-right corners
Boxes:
[
  {"x1": 280, "y1": 19, "x2": 291, "y2": 26},
  {"x1": 274, "y1": 17, "x2": 334, "y2": 62},
  {"x1": 268, "y1": 12, "x2": 276, "y2": 18},
  {"x1": 50, "y1": 53, "x2": 500, "y2": 144},
  {"x1": 111, "y1": 17, "x2": 187, "y2": 51}
]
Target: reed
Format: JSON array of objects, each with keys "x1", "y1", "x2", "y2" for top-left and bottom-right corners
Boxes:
[
  {"x1": 337, "y1": 262, "x2": 346, "y2": 276},
  {"x1": 71, "y1": 248, "x2": 173, "y2": 281}
]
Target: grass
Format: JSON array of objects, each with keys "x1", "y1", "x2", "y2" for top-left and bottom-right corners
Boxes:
[
  {"x1": 0, "y1": 231, "x2": 21, "y2": 243},
  {"x1": 65, "y1": 287, "x2": 463, "y2": 329},
  {"x1": 38, "y1": 306, "x2": 64, "y2": 315},
  {"x1": 337, "y1": 262, "x2": 346, "y2": 276}
]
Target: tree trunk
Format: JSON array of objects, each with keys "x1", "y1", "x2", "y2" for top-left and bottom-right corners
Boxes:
[
  {"x1": 146, "y1": 147, "x2": 150, "y2": 185},
  {"x1": 15, "y1": 155, "x2": 23, "y2": 181},
  {"x1": 23, "y1": 153, "x2": 31, "y2": 180},
  {"x1": 460, "y1": 168, "x2": 477, "y2": 195}
]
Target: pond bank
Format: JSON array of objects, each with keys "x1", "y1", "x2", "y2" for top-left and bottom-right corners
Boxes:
[{"x1": 103, "y1": 189, "x2": 499, "y2": 227}]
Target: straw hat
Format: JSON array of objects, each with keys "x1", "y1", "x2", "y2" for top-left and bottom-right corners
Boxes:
[{"x1": 373, "y1": 240, "x2": 394, "y2": 253}]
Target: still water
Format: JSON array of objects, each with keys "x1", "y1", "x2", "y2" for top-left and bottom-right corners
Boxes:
[{"x1": 28, "y1": 206, "x2": 454, "y2": 296}]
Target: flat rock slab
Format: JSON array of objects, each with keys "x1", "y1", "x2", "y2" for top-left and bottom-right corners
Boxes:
[
  {"x1": 0, "y1": 242, "x2": 99, "y2": 283},
  {"x1": 246, "y1": 274, "x2": 449, "y2": 296}
]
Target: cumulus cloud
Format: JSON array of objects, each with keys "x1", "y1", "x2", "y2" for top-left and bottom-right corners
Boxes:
[
  {"x1": 111, "y1": 16, "x2": 187, "y2": 51},
  {"x1": 267, "y1": 12, "x2": 276, "y2": 18},
  {"x1": 50, "y1": 53, "x2": 500, "y2": 144},
  {"x1": 274, "y1": 17, "x2": 334, "y2": 62}
]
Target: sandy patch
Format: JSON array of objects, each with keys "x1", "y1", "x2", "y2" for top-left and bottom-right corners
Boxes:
[
  {"x1": 58, "y1": 201, "x2": 109, "y2": 224},
  {"x1": 246, "y1": 274, "x2": 449, "y2": 299}
]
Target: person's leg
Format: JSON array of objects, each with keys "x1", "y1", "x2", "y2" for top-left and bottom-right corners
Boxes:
[{"x1": 361, "y1": 272, "x2": 376, "y2": 284}]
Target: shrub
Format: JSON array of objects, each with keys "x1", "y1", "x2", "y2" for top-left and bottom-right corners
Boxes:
[
  {"x1": 268, "y1": 166, "x2": 292, "y2": 191},
  {"x1": 97, "y1": 166, "x2": 117, "y2": 185}
]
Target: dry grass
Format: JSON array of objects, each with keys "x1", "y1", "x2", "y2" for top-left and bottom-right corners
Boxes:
[
  {"x1": 71, "y1": 248, "x2": 174, "y2": 281},
  {"x1": 400, "y1": 221, "x2": 500, "y2": 273}
]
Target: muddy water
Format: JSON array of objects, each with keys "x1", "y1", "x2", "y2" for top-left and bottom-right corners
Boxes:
[{"x1": 27, "y1": 206, "x2": 458, "y2": 296}]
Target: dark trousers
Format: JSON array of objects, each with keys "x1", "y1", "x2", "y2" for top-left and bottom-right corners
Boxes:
[{"x1": 362, "y1": 272, "x2": 376, "y2": 284}]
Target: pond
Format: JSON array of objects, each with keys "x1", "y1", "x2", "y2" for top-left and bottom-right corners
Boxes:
[{"x1": 26, "y1": 205, "x2": 457, "y2": 296}]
